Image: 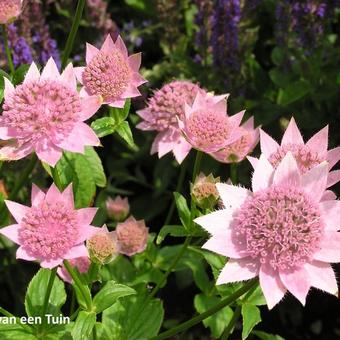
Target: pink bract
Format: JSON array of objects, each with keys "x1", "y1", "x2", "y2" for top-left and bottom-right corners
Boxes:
[
  {"x1": 211, "y1": 116, "x2": 259, "y2": 163},
  {"x1": 0, "y1": 58, "x2": 102, "y2": 166},
  {"x1": 75, "y1": 34, "x2": 146, "y2": 108},
  {"x1": 106, "y1": 196, "x2": 130, "y2": 221},
  {"x1": 57, "y1": 256, "x2": 91, "y2": 284},
  {"x1": 0, "y1": 183, "x2": 99, "y2": 269},
  {"x1": 136, "y1": 80, "x2": 205, "y2": 163},
  {"x1": 249, "y1": 117, "x2": 340, "y2": 188},
  {"x1": 178, "y1": 92, "x2": 244, "y2": 154},
  {"x1": 195, "y1": 153, "x2": 340, "y2": 309},
  {"x1": 0, "y1": 0, "x2": 22, "y2": 24}
]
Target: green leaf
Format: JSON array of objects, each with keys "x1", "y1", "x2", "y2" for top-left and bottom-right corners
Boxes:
[
  {"x1": 194, "y1": 294, "x2": 233, "y2": 338},
  {"x1": 116, "y1": 121, "x2": 137, "y2": 150},
  {"x1": 91, "y1": 117, "x2": 117, "y2": 137},
  {"x1": 0, "y1": 330, "x2": 36, "y2": 340},
  {"x1": 12, "y1": 64, "x2": 30, "y2": 85},
  {"x1": 25, "y1": 269, "x2": 66, "y2": 318},
  {"x1": 156, "y1": 225, "x2": 188, "y2": 244},
  {"x1": 73, "y1": 282, "x2": 92, "y2": 310},
  {"x1": 71, "y1": 311, "x2": 96, "y2": 340},
  {"x1": 277, "y1": 80, "x2": 311, "y2": 105},
  {"x1": 102, "y1": 295, "x2": 164, "y2": 340},
  {"x1": 109, "y1": 99, "x2": 131, "y2": 124},
  {"x1": 83, "y1": 147, "x2": 106, "y2": 187},
  {"x1": 173, "y1": 192, "x2": 191, "y2": 230},
  {"x1": 0, "y1": 70, "x2": 10, "y2": 103},
  {"x1": 100, "y1": 256, "x2": 137, "y2": 283},
  {"x1": 93, "y1": 281, "x2": 136, "y2": 313},
  {"x1": 252, "y1": 330, "x2": 285, "y2": 340},
  {"x1": 241, "y1": 303, "x2": 261, "y2": 340},
  {"x1": 245, "y1": 284, "x2": 266, "y2": 306}
]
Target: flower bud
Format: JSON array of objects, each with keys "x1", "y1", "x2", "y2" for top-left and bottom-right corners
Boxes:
[
  {"x1": 0, "y1": 0, "x2": 23, "y2": 25},
  {"x1": 57, "y1": 257, "x2": 90, "y2": 284},
  {"x1": 116, "y1": 217, "x2": 148, "y2": 256},
  {"x1": 106, "y1": 196, "x2": 130, "y2": 221}
]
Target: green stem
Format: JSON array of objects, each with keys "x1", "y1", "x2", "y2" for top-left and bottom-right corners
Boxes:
[
  {"x1": 192, "y1": 151, "x2": 203, "y2": 182},
  {"x1": 41, "y1": 268, "x2": 58, "y2": 327},
  {"x1": 220, "y1": 305, "x2": 241, "y2": 340},
  {"x1": 61, "y1": 0, "x2": 86, "y2": 69},
  {"x1": 63, "y1": 260, "x2": 92, "y2": 310},
  {"x1": 93, "y1": 325, "x2": 98, "y2": 340},
  {"x1": 151, "y1": 280, "x2": 257, "y2": 340},
  {"x1": 230, "y1": 163, "x2": 238, "y2": 185},
  {"x1": 1, "y1": 25, "x2": 14, "y2": 74},
  {"x1": 69, "y1": 289, "x2": 76, "y2": 317},
  {"x1": 0, "y1": 306, "x2": 32, "y2": 332},
  {"x1": 0, "y1": 306, "x2": 14, "y2": 318}
]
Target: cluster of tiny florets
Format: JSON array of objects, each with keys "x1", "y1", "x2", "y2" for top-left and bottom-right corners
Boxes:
[
  {"x1": 234, "y1": 185, "x2": 323, "y2": 271},
  {"x1": 18, "y1": 202, "x2": 79, "y2": 260},
  {"x1": 146, "y1": 81, "x2": 202, "y2": 131},
  {"x1": 2, "y1": 80, "x2": 81, "y2": 142},
  {"x1": 87, "y1": 231, "x2": 117, "y2": 264},
  {"x1": 192, "y1": 182, "x2": 219, "y2": 201},
  {"x1": 269, "y1": 143, "x2": 323, "y2": 174},
  {"x1": 83, "y1": 51, "x2": 131, "y2": 102},
  {"x1": 0, "y1": 1, "x2": 21, "y2": 22}
]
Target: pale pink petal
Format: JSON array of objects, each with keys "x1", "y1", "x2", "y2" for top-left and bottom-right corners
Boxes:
[
  {"x1": 203, "y1": 232, "x2": 249, "y2": 258},
  {"x1": 132, "y1": 72, "x2": 146, "y2": 86},
  {"x1": 77, "y1": 225, "x2": 99, "y2": 243},
  {"x1": 23, "y1": 62, "x2": 40, "y2": 84},
  {"x1": 327, "y1": 170, "x2": 340, "y2": 188},
  {"x1": 216, "y1": 258, "x2": 259, "y2": 285},
  {"x1": 301, "y1": 161, "x2": 328, "y2": 202},
  {"x1": 60, "y1": 63, "x2": 77, "y2": 90},
  {"x1": 114, "y1": 35, "x2": 129, "y2": 58},
  {"x1": 86, "y1": 43, "x2": 99, "y2": 64},
  {"x1": 228, "y1": 110, "x2": 245, "y2": 127},
  {"x1": 45, "y1": 183, "x2": 63, "y2": 203},
  {"x1": 79, "y1": 95, "x2": 102, "y2": 121},
  {"x1": 259, "y1": 265, "x2": 286, "y2": 309},
  {"x1": 77, "y1": 207, "x2": 98, "y2": 225},
  {"x1": 306, "y1": 125, "x2": 328, "y2": 158},
  {"x1": 242, "y1": 116, "x2": 255, "y2": 130},
  {"x1": 304, "y1": 261, "x2": 338, "y2": 295},
  {"x1": 247, "y1": 156, "x2": 258, "y2": 169},
  {"x1": 216, "y1": 183, "x2": 250, "y2": 211},
  {"x1": 281, "y1": 117, "x2": 304, "y2": 145},
  {"x1": 4, "y1": 77, "x2": 15, "y2": 99},
  {"x1": 151, "y1": 131, "x2": 175, "y2": 158},
  {"x1": 64, "y1": 244, "x2": 89, "y2": 259},
  {"x1": 66, "y1": 122, "x2": 100, "y2": 148},
  {"x1": 31, "y1": 184, "x2": 45, "y2": 206},
  {"x1": 5, "y1": 200, "x2": 30, "y2": 223},
  {"x1": 320, "y1": 200, "x2": 340, "y2": 231},
  {"x1": 80, "y1": 87, "x2": 89, "y2": 98},
  {"x1": 194, "y1": 209, "x2": 233, "y2": 236},
  {"x1": 16, "y1": 247, "x2": 37, "y2": 261},
  {"x1": 128, "y1": 53, "x2": 141, "y2": 71},
  {"x1": 121, "y1": 85, "x2": 142, "y2": 99},
  {"x1": 108, "y1": 100, "x2": 125, "y2": 108},
  {"x1": 41, "y1": 57, "x2": 60, "y2": 80},
  {"x1": 61, "y1": 184, "x2": 74, "y2": 208},
  {"x1": 35, "y1": 140, "x2": 63, "y2": 167},
  {"x1": 136, "y1": 121, "x2": 155, "y2": 131},
  {"x1": 136, "y1": 108, "x2": 152, "y2": 121},
  {"x1": 327, "y1": 147, "x2": 340, "y2": 169},
  {"x1": 313, "y1": 231, "x2": 340, "y2": 262},
  {"x1": 41, "y1": 258, "x2": 63, "y2": 269},
  {"x1": 74, "y1": 67, "x2": 85, "y2": 84},
  {"x1": 279, "y1": 267, "x2": 310, "y2": 305},
  {"x1": 0, "y1": 142, "x2": 33, "y2": 161},
  {"x1": 321, "y1": 190, "x2": 337, "y2": 201},
  {"x1": 0, "y1": 224, "x2": 20, "y2": 243},
  {"x1": 172, "y1": 137, "x2": 191, "y2": 164},
  {"x1": 273, "y1": 152, "x2": 301, "y2": 186},
  {"x1": 53, "y1": 130, "x2": 85, "y2": 154},
  {"x1": 101, "y1": 34, "x2": 115, "y2": 54},
  {"x1": 252, "y1": 154, "x2": 274, "y2": 192},
  {"x1": 0, "y1": 125, "x2": 13, "y2": 140},
  {"x1": 260, "y1": 129, "x2": 279, "y2": 158}
]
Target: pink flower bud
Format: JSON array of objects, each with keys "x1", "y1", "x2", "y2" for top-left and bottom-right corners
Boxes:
[
  {"x1": 57, "y1": 257, "x2": 90, "y2": 284},
  {"x1": 106, "y1": 196, "x2": 130, "y2": 221}
]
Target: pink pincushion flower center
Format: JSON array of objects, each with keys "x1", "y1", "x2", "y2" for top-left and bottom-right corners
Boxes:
[
  {"x1": 83, "y1": 50, "x2": 131, "y2": 102},
  {"x1": 2, "y1": 80, "x2": 81, "y2": 142},
  {"x1": 18, "y1": 202, "x2": 79, "y2": 261},
  {"x1": 116, "y1": 221, "x2": 147, "y2": 255},
  {"x1": 186, "y1": 110, "x2": 231, "y2": 149},
  {"x1": 269, "y1": 143, "x2": 324, "y2": 174},
  {"x1": 0, "y1": 1, "x2": 21, "y2": 20},
  {"x1": 234, "y1": 185, "x2": 323, "y2": 271},
  {"x1": 192, "y1": 182, "x2": 218, "y2": 200},
  {"x1": 87, "y1": 232, "x2": 117, "y2": 262},
  {"x1": 146, "y1": 81, "x2": 201, "y2": 131}
]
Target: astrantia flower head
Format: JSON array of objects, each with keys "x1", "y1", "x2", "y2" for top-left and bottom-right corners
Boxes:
[
  {"x1": 106, "y1": 196, "x2": 130, "y2": 221},
  {"x1": 191, "y1": 172, "x2": 220, "y2": 210},
  {"x1": 0, "y1": 58, "x2": 102, "y2": 166},
  {"x1": 75, "y1": 34, "x2": 146, "y2": 108},
  {"x1": 136, "y1": 80, "x2": 205, "y2": 163},
  {"x1": 195, "y1": 153, "x2": 340, "y2": 309},
  {"x1": 0, "y1": 0, "x2": 23, "y2": 24},
  {"x1": 178, "y1": 92, "x2": 243, "y2": 154},
  {"x1": 212, "y1": 116, "x2": 259, "y2": 163},
  {"x1": 249, "y1": 117, "x2": 340, "y2": 188},
  {"x1": 0, "y1": 183, "x2": 99, "y2": 268},
  {"x1": 116, "y1": 217, "x2": 148, "y2": 256},
  {"x1": 87, "y1": 225, "x2": 118, "y2": 264},
  {"x1": 57, "y1": 257, "x2": 90, "y2": 284}
]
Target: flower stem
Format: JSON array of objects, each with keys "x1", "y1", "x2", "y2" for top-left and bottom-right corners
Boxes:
[
  {"x1": 230, "y1": 162, "x2": 238, "y2": 184},
  {"x1": 41, "y1": 268, "x2": 58, "y2": 327},
  {"x1": 63, "y1": 260, "x2": 92, "y2": 310},
  {"x1": 61, "y1": 0, "x2": 86, "y2": 69},
  {"x1": 192, "y1": 151, "x2": 203, "y2": 182},
  {"x1": 220, "y1": 305, "x2": 241, "y2": 340},
  {"x1": 151, "y1": 280, "x2": 257, "y2": 340},
  {"x1": 1, "y1": 25, "x2": 14, "y2": 74}
]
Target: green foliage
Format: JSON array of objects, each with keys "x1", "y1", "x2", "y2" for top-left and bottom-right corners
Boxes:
[
  {"x1": 241, "y1": 303, "x2": 261, "y2": 340},
  {"x1": 71, "y1": 311, "x2": 96, "y2": 340},
  {"x1": 173, "y1": 192, "x2": 191, "y2": 230}
]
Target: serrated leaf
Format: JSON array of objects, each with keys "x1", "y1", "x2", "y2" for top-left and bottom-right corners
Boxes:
[
  {"x1": 156, "y1": 225, "x2": 188, "y2": 244},
  {"x1": 91, "y1": 117, "x2": 117, "y2": 137},
  {"x1": 93, "y1": 281, "x2": 135, "y2": 313},
  {"x1": 109, "y1": 99, "x2": 131, "y2": 124},
  {"x1": 25, "y1": 269, "x2": 66, "y2": 318},
  {"x1": 173, "y1": 192, "x2": 191, "y2": 230},
  {"x1": 116, "y1": 121, "x2": 137, "y2": 150},
  {"x1": 277, "y1": 80, "x2": 311, "y2": 105},
  {"x1": 83, "y1": 147, "x2": 106, "y2": 187},
  {"x1": 71, "y1": 311, "x2": 96, "y2": 340},
  {"x1": 241, "y1": 303, "x2": 261, "y2": 340}
]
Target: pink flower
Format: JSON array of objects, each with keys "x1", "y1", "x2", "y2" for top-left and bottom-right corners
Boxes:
[
  {"x1": 87, "y1": 225, "x2": 118, "y2": 264},
  {"x1": 75, "y1": 34, "x2": 146, "y2": 108},
  {"x1": 106, "y1": 196, "x2": 130, "y2": 221},
  {"x1": 0, "y1": 0, "x2": 22, "y2": 24},
  {"x1": 57, "y1": 257, "x2": 91, "y2": 284},
  {"x1": 116, "y1": 217, "x2": 148, "y2": 256},
  {"x1": 195, "y1": 153, "x2": 340, "y2": 309},
  {"x1": 178, "y1": 92, "x2": 243, "y2": 154},
  {"x1": 0, "y1": 183, "x2": 99, "y2": 268},
  {"x1": 211, "y1": 116, "x2": 259, "y2": 163},
  {"x1": 0, "y1": 58, "x2": 102, "y2": 166},
  {"x1": 249, "y1": 117, "x2": 340, "y2": 188},
  {"x1": 136, "y1": 80, "x2": 205, "y2": 163}
]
